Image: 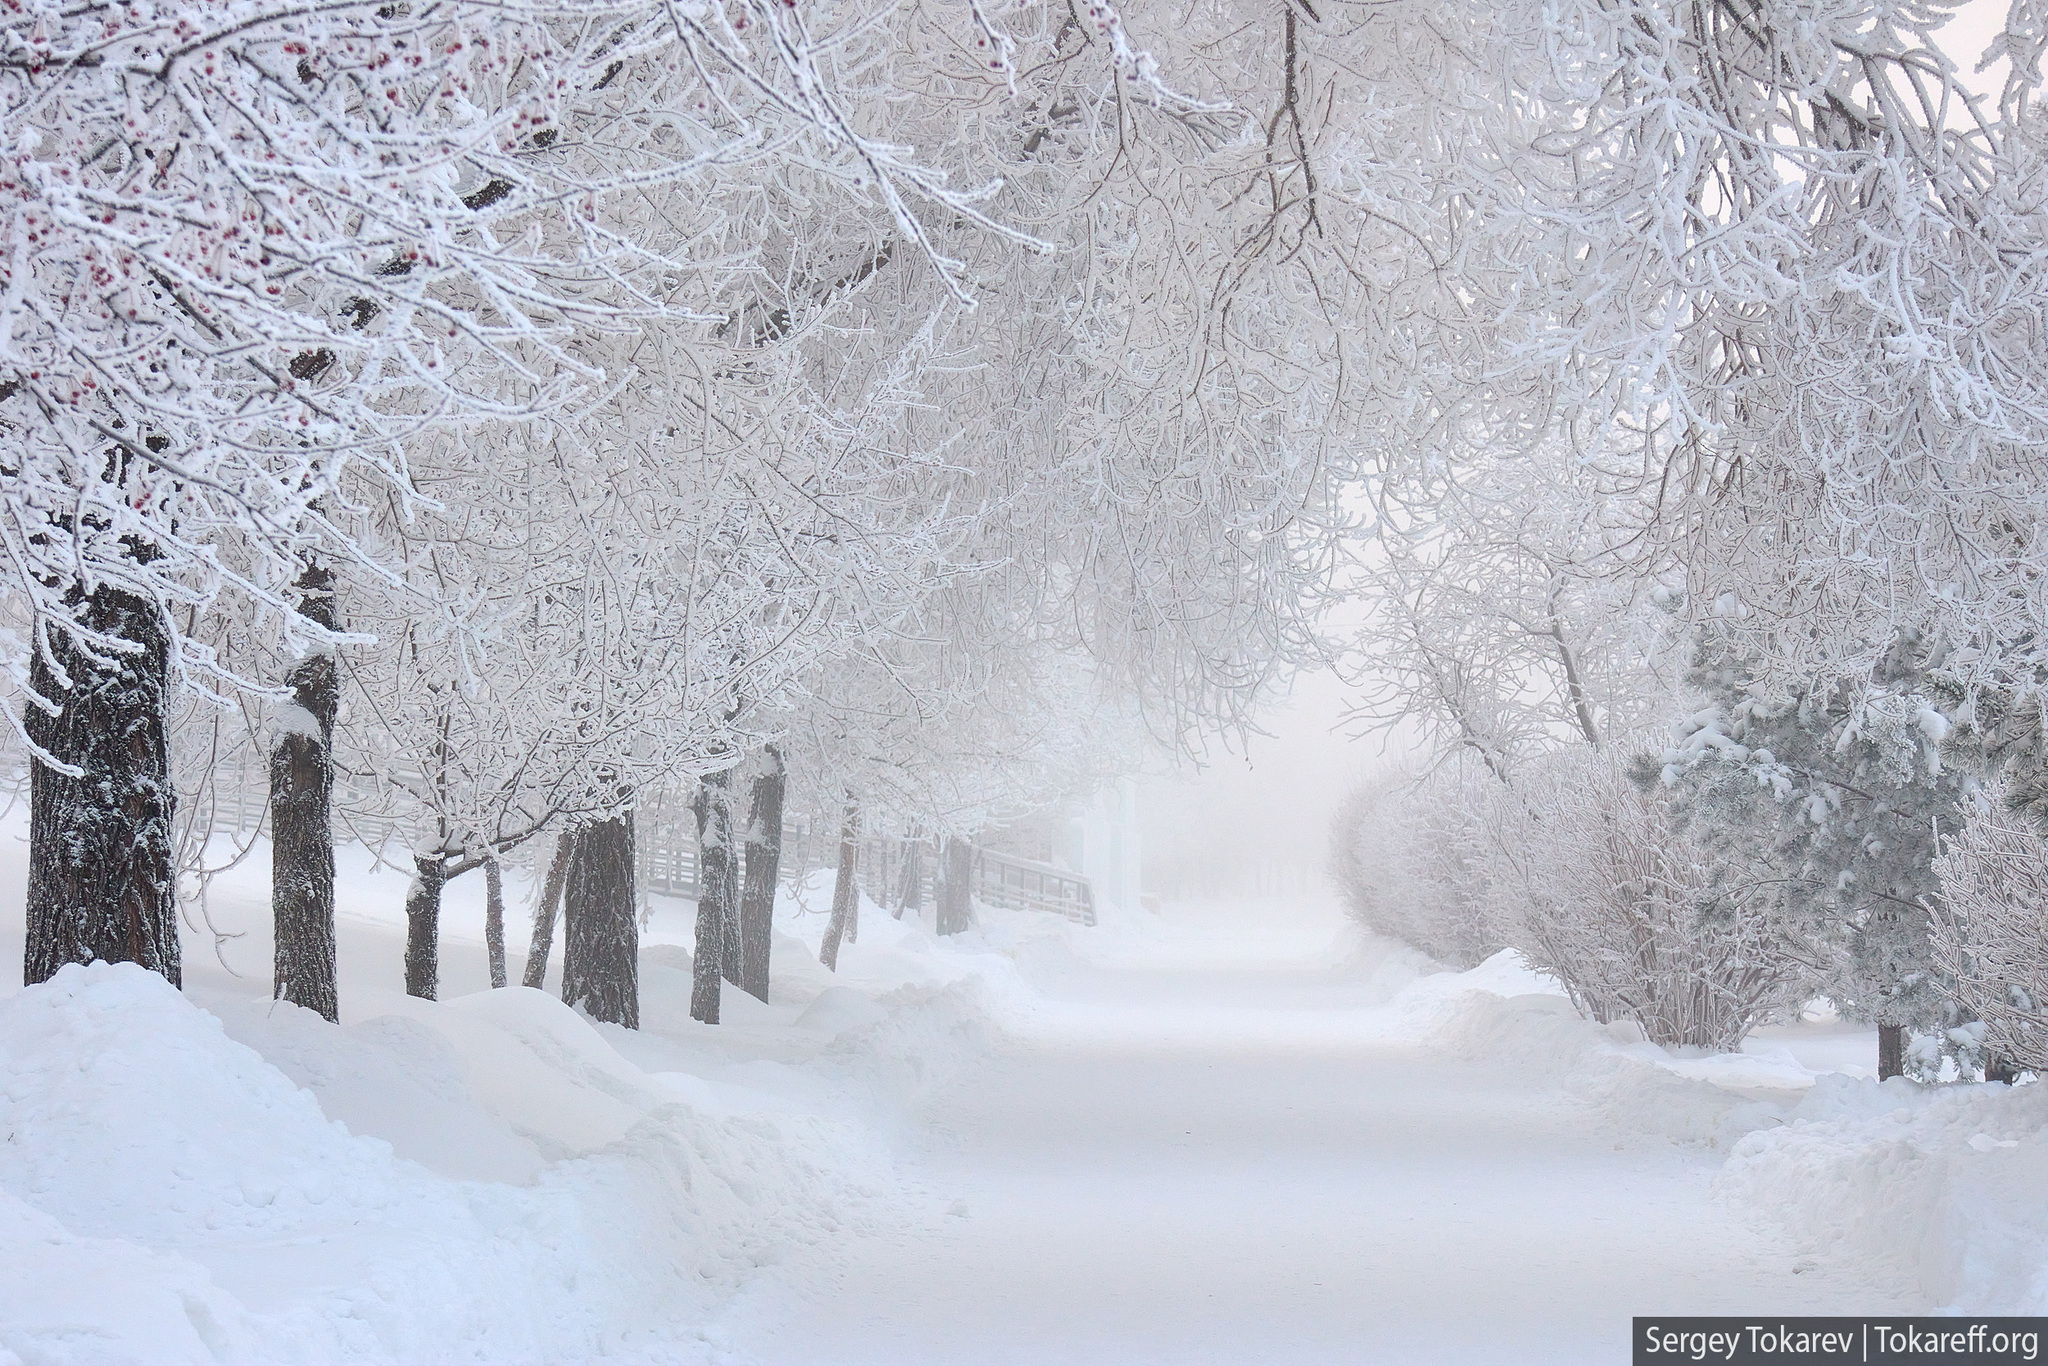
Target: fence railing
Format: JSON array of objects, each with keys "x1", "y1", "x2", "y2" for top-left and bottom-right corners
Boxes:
[
  {"x1": 178, "y1": 762, "x2": 1100, "y2": 928},
  {"x1": 972, "y1": 846, "x2": 1097, "y2": 927},
  {"x1": 642, "y1": 835, "x2": 700, "y2": 899},
  {"x1": 632, "y1": 790, "x2": 701, "y2": 898}
]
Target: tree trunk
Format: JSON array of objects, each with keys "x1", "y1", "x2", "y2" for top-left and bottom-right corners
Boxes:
[
  {"x1": 484, "y1": 856, "x2": 507, "y2": 990},
  {"x1": 719, "y1": 831, "x2": 743, "y2": 987},
  {"x1": 25, "y1": 586, "x2": 180, "y2": 988},
  {"x1": 708, "y1": 775, "x2": 742, "y2": 985},
  {"x1": 690, "y1": 770, "x2": 738, "y2": 1024},
  {"x1": 873, "y1": 837, "x2": 896, "y2": 921},
  {"x1": 270, "y1": 563, "x2": 338, "y2": 1020},
  {"x1": 739, "y1": 746, "x2": 785, "y2": 1003},
  {"x1": 561, "y1": 814, "x2": 639, "y2": 1028},
  {"x1": 521, "y1": 831, "x2": 574, "y2": 989},
  {"x1": 820, "y1": 802, "x2": 860, "y2": 971},
  {"x1": 403, "y1": 855, "x2": 446, "y2": 1000},
  {"x1": 846, "y1": 831, "x2": 861, "y2": 945},
  {"x1": 937, "y1": 836, "x2": 973, "y2": 936},
  {"x1": 1877, "y1": 1022, "x2": 1904, "y2": 1082},
  {"x1": 896, "y1": 838, "x2": 924, "y2": 921}
]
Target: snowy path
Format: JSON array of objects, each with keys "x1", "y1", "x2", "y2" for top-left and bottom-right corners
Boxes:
[{"x1": 710, "y1": 915, "x2": 1904, "y2": 1366}]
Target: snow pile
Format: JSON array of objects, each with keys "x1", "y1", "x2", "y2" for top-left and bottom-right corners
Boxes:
[
  {"x1": 1720, "y1": 1076, "x2": 2048, "y2": 1310},
  {"x1": 1405, "y1": 957, "x2": 1787, "y2": 1148},
  {"x1": 799, "y1": 978, "x2": 1005, "y2": 1149},
  {"x1": 0, "y1": 911, "x2": 1007, "y2": 1365},
  {"x1": 1389, "y1": 946, "x2": 2048, "y2": 1312}
]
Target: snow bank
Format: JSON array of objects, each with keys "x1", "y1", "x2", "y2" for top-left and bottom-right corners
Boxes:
[
  {"x1": 0, "y1": 911, "x2": 1006, "y2": 1364},
  {"x1": 1386, "y1": 947, "x2": 2048, "y2": 1311},
  {"x1": 1720, "y1": 1076, "x2": 2048, "y2": 1310},
  {"x1": 1405, "y1": 961, "x2": 1787, "y2": 1148},
  {"x1": 0, "y1": 808, "x2": 1063, "y2": 1366}
]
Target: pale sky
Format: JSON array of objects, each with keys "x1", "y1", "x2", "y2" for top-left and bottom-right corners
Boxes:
[{"x1": 1945, "y1": 0, "x2": 2013, "y2": 98}]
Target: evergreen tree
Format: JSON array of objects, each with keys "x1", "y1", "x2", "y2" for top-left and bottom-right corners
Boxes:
[{"x1": 1650, "y1": 631, "x2": 1984, "y2": 1076}]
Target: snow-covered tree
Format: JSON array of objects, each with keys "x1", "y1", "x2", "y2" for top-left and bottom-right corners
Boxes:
[
  {"x1": 1932, "y1": 789, "x2": 2048, "y2": 1074},
  {"x1": 1650, "y1": 630, "x2": 1985, "y2": 1076},
  {"x1": 0, "y1": 0, "x2": 727, "y2": 985},
  {"x1": 1348, "y1": 447, "x2": 1681, "y2": 779}
]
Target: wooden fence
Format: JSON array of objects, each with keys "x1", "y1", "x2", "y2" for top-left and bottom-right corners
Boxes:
[
  {"x1": 762, "y1": 825, "x2": 1098, "y2": 928},
  {"x1": 181, "y1": 761, "x2": 1098, "y2": 928},
  {"x1": 971, "y1": 847, "x2": 1097, "y2": 926}
]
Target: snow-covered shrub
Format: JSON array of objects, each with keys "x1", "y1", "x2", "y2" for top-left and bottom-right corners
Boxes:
[
  {"x1": 1330, "y1": 762, "x2": 1498, "y2": 968},
  {"x1": 1488, "y1": 749, "x2": 1801, "y2": 1052},
  {"x1": 1931, "y1": 796, "x2": 2048, "y2": 1072}
]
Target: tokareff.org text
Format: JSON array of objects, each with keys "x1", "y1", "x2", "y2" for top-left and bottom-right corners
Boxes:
[{"x1": 1641, "y1": 1323, "x2": 2043, "y2": 1362}]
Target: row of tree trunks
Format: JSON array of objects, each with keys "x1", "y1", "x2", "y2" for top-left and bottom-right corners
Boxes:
[
  {"x1": 24, "y1": 583, "x2": 181, "y2": 989},
  {"x1": 22, "y1": 598, "x2": 863, "y2": 1036},
  {"x1": 19, "y1": 572, "x2": 657, "y2": 1026},
  {"x1": 820, "y1": 801, "x2": 861, "y2": 971}
]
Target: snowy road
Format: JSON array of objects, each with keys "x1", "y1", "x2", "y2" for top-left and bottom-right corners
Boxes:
[{"x1": 710, "y1": 911, "x2": 1903, "y2": 1366}]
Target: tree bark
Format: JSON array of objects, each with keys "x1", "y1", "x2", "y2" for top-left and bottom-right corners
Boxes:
[
  {"x1": 896, "y1": 838, "x2": 925, "y2": 921},
  {"x1": 846, "y1": 832, "x2": 860, "y2": 946},
  {"x1": 820, "y1": 801, "x2": 860, "y2": 971},
  {"x1": 1877, "y1": 1022, "x2": 1904, "y2": 1081},
  {"x1": 703, "y1": 770, "x2": 743, "y2": 985},
  {"x1": 271, "y1": 563, "x2": 338, "y2": 1020},
  {"x1": 738, "y1": 746, "x2": 785, "y2": 1003},
  {"x1": 25, "y1": 585, "x2": 180, "y2": 988},
  {"x1": 690, "y1": 769, "x2": 738, "y2": 1024},
  {"x1": 937, "y1": 836, "x2": 973, "y2": 936},
  {"x1": 561, "y1": 814, "x2": 638, "y2": 1028},
  {"x1": 521, "y1": 831, "x2": 574, "y2": 989},
  {"x1": 484, "y1": 856, "x2": 507, "y2": 990},
  {"x1": 719, "y1": 812, "x2": 743, "y2": 988},
  {"x1": 403, "y1": 855, "x2": 446, "y2": 1000}
]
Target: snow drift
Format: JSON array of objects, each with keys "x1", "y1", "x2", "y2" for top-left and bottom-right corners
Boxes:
[
  {"x1": 0, "y1": 961, "x2": 881, "y2": 1362},
  {"x1": 0, "y1": 869, "x2": 1026, "y2": 1365},
  {"x1": 1399, "y1": 947, "x2": 2048, "y2": 1313}
]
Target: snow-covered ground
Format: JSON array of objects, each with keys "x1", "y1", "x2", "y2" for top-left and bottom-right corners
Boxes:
[{"x1": 2, "y1": 823, "x2": 2045, "y2": 1364}]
